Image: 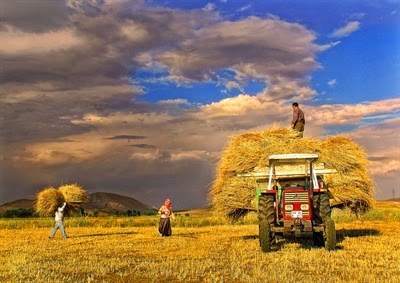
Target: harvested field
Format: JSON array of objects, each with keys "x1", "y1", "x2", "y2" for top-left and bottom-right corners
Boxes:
[{"x1": 0, "y1": 202, "x2": 399, "y2": 282}]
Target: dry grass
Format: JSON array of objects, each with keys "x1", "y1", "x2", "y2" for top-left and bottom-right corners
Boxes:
[
  {"x1": 210, "y1": 126, "x2": 375, "y2": 220},
  {"x1": 33, "y1": 187, "x2": 64, "y2": 217},
  {"x1": 34, "y1": 184, "x2": 89, "y2": 217},
  {"x1": 58, "y1": 183, "x2": 90, "y2": 214},
  {"x1": 1, "y1": 203, "x2": 399, "y2": 282}
]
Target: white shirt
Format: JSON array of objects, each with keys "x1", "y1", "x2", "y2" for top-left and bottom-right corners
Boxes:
[{"x1": 55, "y1": 203, "x2": 66, "y2": 221}]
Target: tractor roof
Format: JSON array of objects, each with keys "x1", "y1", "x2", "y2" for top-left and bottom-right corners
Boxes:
[{"x1": 268, "y1": 153, "x2": 318, "y2": 165}]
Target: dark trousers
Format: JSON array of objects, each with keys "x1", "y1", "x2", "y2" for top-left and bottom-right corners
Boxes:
[{"x1": 159, "y1": 217, "x2": 172, "y2": 236}]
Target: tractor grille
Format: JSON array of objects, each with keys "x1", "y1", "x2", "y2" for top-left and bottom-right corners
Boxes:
[
  {"x1": 284, "y1": 192, "x2": 309, "y2": 203},
  {"x1": 284, "y1": 192, "x2": 310, "y2": 217}
]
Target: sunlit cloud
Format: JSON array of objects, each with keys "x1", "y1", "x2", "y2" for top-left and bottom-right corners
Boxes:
[
  {"x1": 0, "y1": 25, "x2": 83, "y2": 55},
  {"x1": 331, "y1": 21, "x2": 360, "y2": 37},
  {"x1": 312, "y1": 99, "x2": 400, "y2": 125}
]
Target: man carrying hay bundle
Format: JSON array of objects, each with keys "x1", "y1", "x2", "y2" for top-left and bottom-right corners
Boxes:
[
  {"x1": 49, "y1": 202, "x2": 69, "y2": 239},
  {"x1": 291, "y1": 102, "x2": 305, "y2": 137},
  {"x1": 34, "y1": 184, "x2": 89, "y2": 238}
]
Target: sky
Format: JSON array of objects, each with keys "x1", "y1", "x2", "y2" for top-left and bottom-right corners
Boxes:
[{"x1": 0, "y1": 0, "x2": 399, "y2": 210}]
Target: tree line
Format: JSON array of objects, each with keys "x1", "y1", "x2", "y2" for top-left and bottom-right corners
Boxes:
[{"x1": 0, "y1": 208, "x2": 157, "y2": 218}]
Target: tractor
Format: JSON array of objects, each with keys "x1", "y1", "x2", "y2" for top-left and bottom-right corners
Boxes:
[{"x1": 252, "y1": 154, "x2": 336, "y2": 252}]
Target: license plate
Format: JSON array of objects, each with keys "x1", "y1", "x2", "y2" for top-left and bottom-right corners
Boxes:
[{"x1": 291, "y1": 211, "x2": 303, "y2": 219}]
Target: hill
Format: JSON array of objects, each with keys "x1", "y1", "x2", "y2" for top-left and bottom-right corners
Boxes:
[
  {"x1": 0, "y1": 192, "x2": 156, "y2": 214},
  {"x1": 82, "y1": 192, "x2": 156, "y2": 213},
  {"x1": 0, "y1": 199, "x2": 34, "y2": 212}
]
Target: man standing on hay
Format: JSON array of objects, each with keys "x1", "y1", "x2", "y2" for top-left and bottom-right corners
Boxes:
[
  {"x1": 49, "y1": 202, "x2": 69, "y2": 239},
  {"x1": 291, "y1": 102, "x2": 305, "y2": 137}
]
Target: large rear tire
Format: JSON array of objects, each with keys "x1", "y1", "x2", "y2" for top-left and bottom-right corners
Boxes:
[
  {"x1": 258, "y1": 195, "x2": 275, "y2": 252},
  {"x1": 324, "y1": 218, "x2": 336, "y2": 251}
]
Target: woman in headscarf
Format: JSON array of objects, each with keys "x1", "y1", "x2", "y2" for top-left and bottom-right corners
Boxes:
[{"x1": 158, "y1": 199, "x2": 175, "y2": 236}]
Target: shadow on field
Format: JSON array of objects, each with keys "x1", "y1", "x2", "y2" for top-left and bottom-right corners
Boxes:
[
  {"x1": 336, "y1": 228, "x2": 380, "y2": 242},
  {"x1": 175, "y1": 231, "x2": 208, "y2": 238},
  {"x1": 74, "y1": 232, "x2": 137, "y2": 238},
  {"x1": 242, "y1": 235, "x2": 258, "y2": 240},
  {"x1": 242, "y1": 228, "x2": 381, "y2": 251}
]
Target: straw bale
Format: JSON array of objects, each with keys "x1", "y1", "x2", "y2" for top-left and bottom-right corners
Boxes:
[
  {"x1": 58, "y1": 183, "x2": 89, "y2": 213},
  {"x1": 58, "y1": 183, "x2": 89, "y2": 203},
  {"x1": 210, "y1": 126, "x2": 375, "y2": 220},
  {"x1": 34, "y1": 184, "x2": 89, "y2": 217},
  {"x1": 34, "y1": 187, "x2": 64, "y2": 217}
]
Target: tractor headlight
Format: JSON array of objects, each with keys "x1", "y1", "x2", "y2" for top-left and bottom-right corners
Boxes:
[
  {"x1": 300, "y1": 204, "x2": 309, "y2": 210},
  {"x1": 285, "y1": 204, "x2": 293, "y2": 210}
]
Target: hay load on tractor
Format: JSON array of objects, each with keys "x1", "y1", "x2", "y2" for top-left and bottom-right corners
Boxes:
[{"x1": 210, "y1": 126, "x2": 375, "y2": 221}]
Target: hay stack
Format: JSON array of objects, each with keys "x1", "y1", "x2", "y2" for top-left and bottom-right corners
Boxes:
[
  {"x1": 34, "y1": 183, "x2": 89, "y2": 217},
  {"x1": 210, "y1": 126, "x2": 375, "y2": 220}
]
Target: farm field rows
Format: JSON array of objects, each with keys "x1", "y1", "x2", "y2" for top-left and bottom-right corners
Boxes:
[{"x1": 1, "y1": 203, "x2": 400, "y2": 282}]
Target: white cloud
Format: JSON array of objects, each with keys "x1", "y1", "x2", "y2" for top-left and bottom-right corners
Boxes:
[
  {"x1": 170, "y1": 150, "x2": 208, "y2": 161},
  {"x1": 346, "y1": 118, "x2": 400, "y2": 179},
  {"x1": 130, "y1": 151, "x2": 160, "y2": 161},
  {"x1": 225, "y1": 81, "x2": 243, "y2": 91},
  {"x1": 157, "y1": 98, "x2": 190, "y2": 105},
  {"x1": 200, "y1": 94, "x2": 265, "y2": 117},
  {"x1": 311, "y1": 99, "x2": 400, "y2": 125},
  {"x1": 328, "y1": 79, "x2": 337, "y2": 87},
  {"x1": 331, "y1": 21, "x2": 360, "y2": 38},
  {"x1": 203, "y1": 3, "x2": 216, "y2": 11}
]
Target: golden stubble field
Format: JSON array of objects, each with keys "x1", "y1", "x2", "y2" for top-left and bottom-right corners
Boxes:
[{"x1": 1, "y1": 202, "x2": 400, "y2": 283}]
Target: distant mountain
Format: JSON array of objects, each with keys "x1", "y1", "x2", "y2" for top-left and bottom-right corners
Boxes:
[
  {"x1": 0, "y1": 192, "x2": 156, "y2": 213},
  {"x1": 0, "y1": 199, "x2": 34, "y2": 212},
  {"x1": 82, "y1": 192, "x2": 156, "y2": 213}
]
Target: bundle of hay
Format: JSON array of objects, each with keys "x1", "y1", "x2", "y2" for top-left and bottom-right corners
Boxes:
[
  {"x1": 210, "y1": 126, "x2": 375, "y2": 220},
  {"x1": 34, "y1": 187, "x2": 64, "y2": 217},
  {"x1": 34, "y1": 183, "x2": 89, "y2": 217},
  {"x1": 58, "y1": 183, "x2": 90, "y2": 214}
]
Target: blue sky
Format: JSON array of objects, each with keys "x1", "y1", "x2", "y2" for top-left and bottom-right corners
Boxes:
[
  {"x1": 0, "y1": 0, "x2": 399, "y2": 209},
  {"x1": 138, "y1": 0, "x2": 400, "y2": 105}
]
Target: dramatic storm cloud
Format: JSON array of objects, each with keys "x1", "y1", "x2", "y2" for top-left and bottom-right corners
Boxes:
[{"x1": 1, "y1": 0, "x2": 399, "y2": 208}]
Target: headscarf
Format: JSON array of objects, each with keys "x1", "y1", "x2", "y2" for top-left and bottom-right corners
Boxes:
[{"x1": 164, "y1": 199, "x2": 171, "y2": 210}]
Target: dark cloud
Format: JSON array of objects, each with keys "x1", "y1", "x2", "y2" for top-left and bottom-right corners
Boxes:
[
  {"x1": 158, "y1": 16, "x2": 319, "y2": 84},
  {"x1": 105, "y1": 135, "x2": 146, "y2": 140},
  {"x1": 369, "y1": 156, "x2": 389, "y2": 162},
  {"x1": 128, "y1": 144, "x2": 157, "y2": 149},
  {"x1": 0, "y1": 1, "x2": 69, "y2": 32}
]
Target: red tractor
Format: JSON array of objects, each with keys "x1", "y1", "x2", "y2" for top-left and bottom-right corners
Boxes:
[{"x1": 255, "y1": 154, "x2": 336, "y2": 252}]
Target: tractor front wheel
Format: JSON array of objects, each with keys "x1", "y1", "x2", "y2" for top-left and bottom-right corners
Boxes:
[
  {"x1": 259, "y1": 219, "x2": 272, "y2": 252},
  {"x1": 324, "y1": 218, "x2": 336, "y2": 251},
  {"x1": 258, "y1": 195, "x2": 275, "y2": 252}
]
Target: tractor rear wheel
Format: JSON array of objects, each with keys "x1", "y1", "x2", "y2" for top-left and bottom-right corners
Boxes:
[
  {"x1": 324, "y1": 218, "x2": 336, "y2": 251},
  {"x1": 258, "y1": 195, "x2": 275, "y2": 252}
]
